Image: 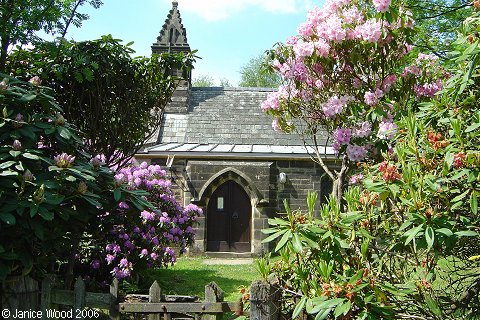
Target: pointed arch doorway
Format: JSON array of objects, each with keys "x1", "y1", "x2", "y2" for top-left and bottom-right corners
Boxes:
[{"x1": 206, "y1": 180, "x2": 251, "y2": 252}]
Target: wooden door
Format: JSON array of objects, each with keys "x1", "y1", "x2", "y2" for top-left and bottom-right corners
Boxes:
[{"x1": 206, "y1": 180, "x2": 251, "y2": 252}]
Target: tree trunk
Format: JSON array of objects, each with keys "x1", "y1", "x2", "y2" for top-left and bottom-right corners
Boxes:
[{"x1": 333, "y1": 155, "x2": 349, "y2": 211}]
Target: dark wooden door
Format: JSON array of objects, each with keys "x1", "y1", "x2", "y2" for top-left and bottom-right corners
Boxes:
[{"x1": 207, "y1": 180, "x2": 251, "y2": 252}]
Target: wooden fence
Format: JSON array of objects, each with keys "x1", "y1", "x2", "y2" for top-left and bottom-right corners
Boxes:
[{"x1": 1, "y1": 276, "x2": 280, "y2": 320}]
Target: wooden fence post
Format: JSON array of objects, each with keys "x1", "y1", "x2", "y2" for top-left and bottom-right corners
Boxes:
[
  {"x1": 1, "y1": 276, "x2": 39, "y2": 315},
  {"x1": 202, "y1": 281, "x2": 224, "y2": 320},
  {"x1": 73, "y1": 276, "x2": 86, "y2": 313},
  {"x1": 149, "y1": 281, "x2": 170, "y2": 320},
  {"x1": 41, "y1": 275, "x2": 55, "y2": 320},
  {"x1": 109, "y1": 278, "x2": 119, "y2": 320},
  {"x1": 249, "y1": 280, "x2": 280, "y2": 320}
]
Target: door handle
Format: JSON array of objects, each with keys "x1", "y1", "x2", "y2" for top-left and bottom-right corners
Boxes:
[{"x1": 232, "y1": 211, "x2": 239, "y2": 219}]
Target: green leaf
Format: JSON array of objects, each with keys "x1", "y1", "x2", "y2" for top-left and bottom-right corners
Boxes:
[
  {"x1": 341, "y1": 213, "x2": 363, "y2": 225},
  {"x1": 292, "y1": 233, "x2": 302, "y2": 253},
  {"x1": 58, "y1": 127, "x2": 71, "y2": 139},
  {"x1": 262, "y1": 229, "x2": 286, "y2": 243},
  {"x1": 268, "y1": 218, "x2": 289, "y2": 226},
  {"x1": 425, "y1": 226, "x2": 434, "y2": 250},
  {"x1": 404, "y1": 224, "x2": 423, "y2": 246},
  {"x1": 0, "y1": 170, "x2": 17, "y2": 176},
  {"x1": 452, "y1": 189, "x2": 470, "y2": 203},
  {"x1": 0, "y1": 212, "x2": 16, "y2": 225},
  {"x1": 114, "y1": 188, "x2": 122, "y2": 202},
  {"x1": 275, "y1": 230, "x2": 292, "y2": 252},
  {"x1": 9, "y1": 150, "x2": 20, "y2": 158},
  {"x1": 361, "y1": 238, "x2": 369, "y2": 259},
  {"x1": 314, "y1": 308, "x2": 331, "y2": 320},
  {"x1": 334, "y1": 236, "x2": 350, "y2": 249},
  {"x1": 44, "y1": 193, "x2": 65, "y2": 205},
  {"x1": 425, "y1": 295, "x2": 442, "y2": 317},
  {"x1": 292, "y1": 296, "x2": 307, "y2": 319},
  {"x1": 0, "y1": 161, "x2": 16, "y2": 169},
  {"x1": 312, "y1": 298, "x2": 345, "y2": 314},
  {"x1": 455, "y1": 230, "x2": 477, "y2": 237},
  {"x1": 465, "y1": 122, "x2": 480, "y2": 133},
  {"x1": 334, "y1": 300, "x2": 351, "y2": 318},
  {"x1": 436, "y1": 228, "x2": 453, "y2": 237},
  {"x1": 22, "y1": 153, "x2": 39, "y2": 160},
  {"x1": 38, "y1": 208, "x2": 54, "y2": 221},
  {"x1": 20, "y1": 93, "x2": 37, "y2": 102},
  {"x1": 83, "y1": 196, "x2": 102, "y2": 208},
  {"x1": 470, "y1": 192, "x2": 478, "y2": 214}
]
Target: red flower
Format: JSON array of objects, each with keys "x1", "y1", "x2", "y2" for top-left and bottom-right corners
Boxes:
[{"x1": 453, "y1": 152, "x2": 466, "y2": 169}]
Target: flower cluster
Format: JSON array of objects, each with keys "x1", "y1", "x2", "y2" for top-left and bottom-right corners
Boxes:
[
  {"x1": 261, "y1": 0, "x2": 431, "y2": 163},
  {"x1": 54, "y1": 153, "x2": 75, "y2": 168},
  {"x1": 427, "y1": 131, "x2": 449, "y2": 150},
  {"x1": 378, "y1": 161, "x2": 401, "y2": 182},
  {"x1": 85, "y1": 161, "x2": 202, "y2": 280}
]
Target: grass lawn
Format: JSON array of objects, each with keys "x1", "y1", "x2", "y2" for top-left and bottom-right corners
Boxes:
[{"x1": 138, "y1": 256, "x2": 260, "y2": 302}]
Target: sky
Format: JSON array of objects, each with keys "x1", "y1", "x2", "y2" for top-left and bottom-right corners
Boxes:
[{"x1": 63, "y1": 0, "x2": 325, "y2": 86}]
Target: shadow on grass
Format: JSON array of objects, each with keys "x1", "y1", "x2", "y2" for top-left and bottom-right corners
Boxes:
[{"x1": 138, "y1": 267, "x2": 249, "y2": 301}]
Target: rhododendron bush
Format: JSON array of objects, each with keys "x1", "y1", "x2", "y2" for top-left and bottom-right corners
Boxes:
[
  {"x1": 81, "y1": 162, "x2": 202, "y2": 280},
  {"x1": 262, "y1": 0, "x2": 443, "y2": 201},
  {"x1": 260, "y1": 0, "x2": 479, "y2": 319},
  {"x1": 0, "y1": 75, "x2": 201, "y2": 283}
]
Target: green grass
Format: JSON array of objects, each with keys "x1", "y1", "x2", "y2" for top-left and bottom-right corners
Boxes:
[{"x1": 138, "y1": 256, "x2": 259, "y2": 302}]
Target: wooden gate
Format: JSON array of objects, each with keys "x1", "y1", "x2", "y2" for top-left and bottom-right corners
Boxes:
[
  {"x1": 207, "y1": 180, "x2": 251, "y2": 252},
  {"x1": 4, "y1": 276, "x2": 279, "y2": 320}
]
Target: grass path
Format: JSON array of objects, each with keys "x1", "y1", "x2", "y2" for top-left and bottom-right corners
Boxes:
[{"x1": 139, "y1": 257, "x2": 259, "y2": 302}]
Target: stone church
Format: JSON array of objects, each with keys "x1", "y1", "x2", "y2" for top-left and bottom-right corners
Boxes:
[{"x1": 137, "y1": 1, "x2": 334, "y2": 255}]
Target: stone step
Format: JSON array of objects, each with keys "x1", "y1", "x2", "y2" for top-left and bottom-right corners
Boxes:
[{"x1": 204, "y1": 251, "x2": 254, "y2": 259}]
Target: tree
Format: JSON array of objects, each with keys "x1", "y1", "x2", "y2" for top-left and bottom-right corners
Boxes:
[
  {"x1": 405, "y1": 0, "x2": 471, "y2": 58},
  {"x1": 219, "y1": 77, "x2": 232, "y2": 87},
  {"x1": 10, "y1": 36, "x2": 195, "y2": 167},
  {"x1": 192, "y1": 74, "x2": 215, "y2": 87},
  {"x1": 261, "y1": 0, "x2": 439, "y2": 204},
  {"x1": 0, "y1": 0, "x2": 102, "y2": 72},
  {"x1": 260, "y1": 1, "x2": 480, "y2": 319},
  {"x1": 0, "y1": 75, "x2": 134, "y2": 280},
  {"x1": 239, "y1": 54, "x2": 280, "y2": 88}
]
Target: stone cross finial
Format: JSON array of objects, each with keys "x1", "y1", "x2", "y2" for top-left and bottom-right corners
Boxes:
[{"x1": 172, "y1": 1, "x2": 178, "y2": 7}]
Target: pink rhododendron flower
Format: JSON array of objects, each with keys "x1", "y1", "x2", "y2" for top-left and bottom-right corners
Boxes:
[
  {"x1": 140, "y1": 249, "x2": 148, "y2": 257},
  {"x1": 12, "y1": 140, "x2": 22, "y2": 151},
  {"x1": 29, "y1": 76, "x2": 41, "y2": 86},
  {"x1": 54, "y1": 153, "x2": 75, "y2": 168},
  {"x1": 381, "y1": 74, "x2": 397, "y2": 92},
  {"x1": 356, "y1": 19, "x2": 382, "y2": 42},
  {"x1": 140, "y1": 210, "x2": 155, "y2": 221},
  {"x1": 372, "y1": 0, "x2": 391, "y2": 12},
  {"x1": 414, "y1": 80, "x2": 442, "y2": 98},
  {"x1": 334, "y1": 127, "x2": 352, "y2": 145},
  {"x1": 377, "y1": 121, "x2": 398, "y2": 139},
  {"x1": 272, "y1": 118, "x2": 282, "y2": 132},
  {"x1": 343, "y1": 6, "x2": 364, "y2": 24},
  {"x1": 322, "y1": 95, "x2": 352, "y2": 118},
  {"x1": 349, "y1": 173, "x2": 364, "y2": 185},
  {"x1": 106, "y1": 254, "x2": 115, "y2": 265},
  {"x1": 261, "y1": 92, "x2": 280, "y2": 111},
  {"x1": 346, "y1": 144, "x2": 368, "y2": 162},
  {"x1": 314, "y1": 39, "x2": 330, "y2": 57},
  {"x1": 298, "y1": 22, "x2": 314, "y2": 37},
  {"x1": 354, "y1": 122, "x2": 372, "y2": 138}
]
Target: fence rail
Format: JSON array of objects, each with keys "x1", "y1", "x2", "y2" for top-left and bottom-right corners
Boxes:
[{"x1": 2, "y1": 275, "x2": 279, "y2": 320}]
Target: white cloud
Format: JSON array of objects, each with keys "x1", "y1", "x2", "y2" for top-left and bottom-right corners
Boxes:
[{"x1": 167, "y1": 0, "x2": 315, "y2": 21}]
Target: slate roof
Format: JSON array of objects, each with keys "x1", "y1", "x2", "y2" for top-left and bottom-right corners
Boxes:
[{"x1": 141, "y1": 87, "x2": 333, "y2": 159}]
